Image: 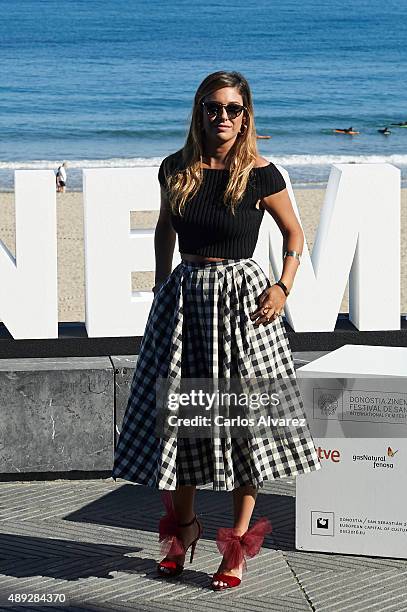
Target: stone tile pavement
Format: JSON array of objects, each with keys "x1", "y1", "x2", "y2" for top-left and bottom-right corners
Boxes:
[
  {"x1": 1, "y1": 350, "x2": 407, "y2": 611},
  {"x1": 1, "y1": 477, "x2": 407, "y2": 612}
]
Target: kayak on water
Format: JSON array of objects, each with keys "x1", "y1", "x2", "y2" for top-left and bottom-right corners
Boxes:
[
  {"x1": 256, "y1": 134, "x2": 272, "y2": 139},
  {"x1": 390, "y1": 122, "x2": 407, "y2": 127},
  {"x1": 333, "y1": 129, "x2": 360, "y2": 135}
]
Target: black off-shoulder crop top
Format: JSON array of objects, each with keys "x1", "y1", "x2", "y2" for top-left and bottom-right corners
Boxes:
[{"x1": 158, "y1": 149, "x2": 286, "y2": 258}]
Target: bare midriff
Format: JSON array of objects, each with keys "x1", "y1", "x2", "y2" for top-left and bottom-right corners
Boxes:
[{"x1": 181, "y1": 253, "x2": 226, "y2": 262}]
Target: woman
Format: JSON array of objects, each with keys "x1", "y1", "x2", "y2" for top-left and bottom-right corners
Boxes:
[{"x1": 112, "y1": 70, "x2": 321, "y2": 591}]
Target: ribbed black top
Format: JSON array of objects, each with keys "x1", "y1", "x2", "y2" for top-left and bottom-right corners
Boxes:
[{"x1": 158, "y1": 150, "x2": 286, "y2": 258}]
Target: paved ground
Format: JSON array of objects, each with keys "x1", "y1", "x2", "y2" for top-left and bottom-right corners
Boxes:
[
  {"x1": 1, "y1": 351, "x2": 407, "y2": 611},
  {"x1": 1, "y1": 477, "x2": 407, "y2": 612}
]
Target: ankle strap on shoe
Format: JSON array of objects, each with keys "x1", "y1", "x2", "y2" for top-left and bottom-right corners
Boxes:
[{"x1": 178, "y1": 514, "x2": 197, "y2": 527}]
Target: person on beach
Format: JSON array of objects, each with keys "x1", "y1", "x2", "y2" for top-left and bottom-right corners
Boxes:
[
  {"x1": 55, "y1": 162, "x2": 67, "y2": 192},
  {"x1": 112, "y1": 70, "x2": 321, "y2": 591}
]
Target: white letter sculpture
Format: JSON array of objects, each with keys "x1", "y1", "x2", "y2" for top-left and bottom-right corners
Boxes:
[
  {"x1": 0, "y1": 170, "x2": 58, "y2": 339},
  {"x1": 0, "y1": 163, "x2": 400, "y2": 338}
]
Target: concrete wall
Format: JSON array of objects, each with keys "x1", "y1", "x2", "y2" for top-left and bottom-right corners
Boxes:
[{"x1": 0, "y1": 352, "x2": 326, "y2": 476}]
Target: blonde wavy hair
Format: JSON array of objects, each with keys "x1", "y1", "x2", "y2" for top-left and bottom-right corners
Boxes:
[{"x1": 165, "y1": 71, "x2": 260, "y2": 217}]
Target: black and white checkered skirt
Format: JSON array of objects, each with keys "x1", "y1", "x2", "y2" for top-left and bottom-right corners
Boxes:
[{"x1": 112, "y1": 257, "x2": 321, "y2": 490}]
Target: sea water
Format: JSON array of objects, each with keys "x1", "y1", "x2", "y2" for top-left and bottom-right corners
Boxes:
[{"x1": 0, "y1": 0, "x2": 406, "y2": 190}]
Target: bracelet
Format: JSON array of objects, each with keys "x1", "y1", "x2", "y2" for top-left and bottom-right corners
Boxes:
[
  {"x1": 274, "y1": 280, "x2": 290, "y2": 297},
  {"x1": 283, "y1": 250, "x2": 301, "y2": 263}
]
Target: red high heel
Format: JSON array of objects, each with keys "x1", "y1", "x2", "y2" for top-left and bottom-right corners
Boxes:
[
  {"x1": 211, "y1": 517, "x2": 272, "y2": 590},
  {"x1": 157, "y1": 490, "x2": 203, "y2": 578}
]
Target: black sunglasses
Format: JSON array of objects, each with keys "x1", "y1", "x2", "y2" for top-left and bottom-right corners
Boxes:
[{"x1": 201, "y1": 101, "x2": 247, "y2": 120}]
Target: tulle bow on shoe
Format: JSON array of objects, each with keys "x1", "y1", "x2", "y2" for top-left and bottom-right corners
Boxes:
[
  {"x1": 158, "y1": 490, "x2": 186, "y2": 558},
  {"x1": 216, "y1": 516, "x2": 272, "y2": 572}
]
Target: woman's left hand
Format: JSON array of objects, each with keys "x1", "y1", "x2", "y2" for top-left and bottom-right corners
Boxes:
[{"x1": 250, "y1": 285, "x2": 287, "y2": 326}]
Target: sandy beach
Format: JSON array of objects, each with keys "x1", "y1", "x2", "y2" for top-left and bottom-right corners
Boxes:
[{"x1": 0, "y1": 188, "x2": 406, "y2": 323}]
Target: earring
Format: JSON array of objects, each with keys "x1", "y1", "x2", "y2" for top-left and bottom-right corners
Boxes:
[{"x1": 239, "y1": 123, "x2": 247, "y2": 135}]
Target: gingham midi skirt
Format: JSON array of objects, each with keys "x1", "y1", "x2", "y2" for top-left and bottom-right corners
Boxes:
[{"x1": 112, "y1": 257, "x2": 321, "y2": 490}]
